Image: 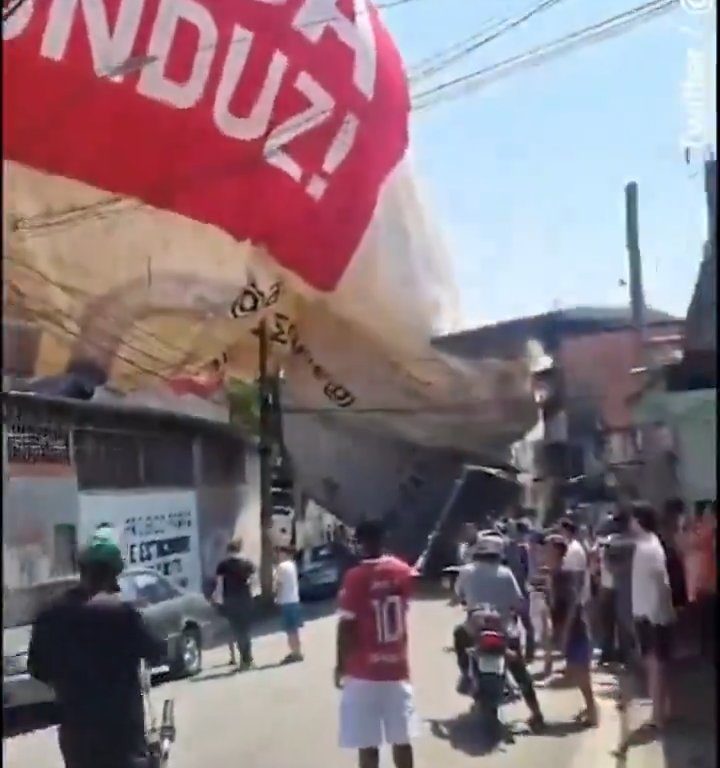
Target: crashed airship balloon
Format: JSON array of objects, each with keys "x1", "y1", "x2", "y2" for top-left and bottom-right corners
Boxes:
[{"x1": 3, "y1": 0, "x2": 536, "y2": 459}]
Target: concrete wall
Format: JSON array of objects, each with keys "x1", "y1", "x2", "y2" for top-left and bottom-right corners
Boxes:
[
  {"x1": 3, "y1": 475, "x2": 80, "y2": 588},
  {"x1": 3, "y1": 420, "x2": 259, "y2": 598},
  {"x1": 559, "y1": 326, "x2": 683, "y2": 431},
  {"x1": 195, "y1": 448, "x2": 261, "y2": 596},
  {"x1": 675, "y1": 396, "x2": 716, "y2": 505}
]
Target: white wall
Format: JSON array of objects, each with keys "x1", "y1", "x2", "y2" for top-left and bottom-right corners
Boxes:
[
  {"x1": 232, "y1": 450, "x2": 262, "y2": 567},
  {"x1": 78, "y1": 490, "x2": 202, "y2": 593},
  {"x1": 676, "y1": 405, "x2": 717, "y2": 504},
  {"x1": 3, "y1": 475, "x2": 80, "y2": 589}
]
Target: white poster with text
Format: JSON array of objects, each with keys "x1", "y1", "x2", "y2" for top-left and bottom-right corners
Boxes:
[{"x1": 79, "y1": 491, "x2": 201, "y2": 594}]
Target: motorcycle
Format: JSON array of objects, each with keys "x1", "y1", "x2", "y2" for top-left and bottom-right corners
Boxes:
[
  {"x1": 465, "y1": 606, "x2": 513, "y2": 734},
  {"x1": 141, "y1": 662, "x2": 176, "y2": 768}
]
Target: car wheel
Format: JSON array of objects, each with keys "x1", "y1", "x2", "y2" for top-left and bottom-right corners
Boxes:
[{"x1": 173, "y1": 628, "x2": 202, "y2": 678}]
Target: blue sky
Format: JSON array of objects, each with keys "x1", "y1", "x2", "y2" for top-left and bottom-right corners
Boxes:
[{"x1": 382, "y1": 0, "x2": 716, "y2": 327}]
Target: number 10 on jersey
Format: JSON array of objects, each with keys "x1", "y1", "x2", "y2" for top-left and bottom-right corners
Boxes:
[{"x1": 371, "y1": 595, "x2": 405, "y2": 644}]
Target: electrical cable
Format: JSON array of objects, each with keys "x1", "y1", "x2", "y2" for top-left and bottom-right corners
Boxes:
[
  {"x1": 413, "y1": 0, "x2": 678, "y2": 111},
  {"x1": 410, "y1": 0, "x2": 570, "y2": 84}
]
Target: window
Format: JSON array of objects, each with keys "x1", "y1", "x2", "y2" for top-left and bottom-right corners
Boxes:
[
  {"x1": 75, "y1": 430, "x2": 142, "y2": 490},
  {"x1": 141, "y1": 434, "x2": 194, "y2": 488},
  {"x1": 118, "y1": 574, "x2": 139, "y2": 603},
  {"x1": 199, "y1": 435, "x2": 245, "y2": 485},
  {"x1": 7, "y1": 424, "x2": 71, "y2": 466},
  {"x1": 52, "y1": 525, "x2": 78, "y2": 576},
  {"x1": 132, "y1": 572, "x2": 177, "y2": 604}
]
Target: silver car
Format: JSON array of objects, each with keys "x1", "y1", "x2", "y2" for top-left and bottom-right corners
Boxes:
[
  {"x1": 3, "y1": 577, "x2": 74, "y2": 710},
  {"x1": 3, "y1": 569, "x2": 225, "y2": 711}
]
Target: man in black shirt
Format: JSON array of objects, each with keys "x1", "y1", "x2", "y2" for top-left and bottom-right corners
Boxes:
[
  {"x1": 28, "y1": 532, "x2": 165, "y2": 768},
  {"x1": 214, "y1": 538, "x2": 256, "y2": 670}
]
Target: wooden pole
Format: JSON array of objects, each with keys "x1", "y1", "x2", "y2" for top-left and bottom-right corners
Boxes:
[
  {"x1": 257, "y1": 320, "x2": 275, "y2": 601},
  {"x1": 625, "y1": 181, "x2": 645, "y2": 350}
]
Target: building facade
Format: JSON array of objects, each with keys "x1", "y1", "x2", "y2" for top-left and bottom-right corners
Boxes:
[{"x1": 2, "y1": 393, "x2": 258, "y2": 598}]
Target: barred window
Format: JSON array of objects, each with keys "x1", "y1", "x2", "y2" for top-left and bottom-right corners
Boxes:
[
  {"x1": 142, "y1": 434, "x2": 194, "y2": 488},
  {"x1": 199, "y1": 435, "x2": 245, "y2": 485},
  {"x1": 74, "y1": 430, "x2": 142, "y2": 490},
  {"x1": 6, "y1": 424, "x2": 71, "y2": 465}
]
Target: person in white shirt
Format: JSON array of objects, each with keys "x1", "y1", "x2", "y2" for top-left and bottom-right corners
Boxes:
[
  {"x1": 559, "y1": 518, "x2": 590, "y2": 595},
  {"x1": 595, "y1": 535, "x2": 619, "y2": 665},
  {"x1": 457, "y1": 523, "x2": 479, "y2": 566},
  {"x1": 559, "y1": 518, "x2": 592, "y2": 631},
  {"x1": 275, "y1": 547, "x2": 304, "y2": 664},
  {"x1": 630, "y1": 502, "x2": 675, "y2": 731}
]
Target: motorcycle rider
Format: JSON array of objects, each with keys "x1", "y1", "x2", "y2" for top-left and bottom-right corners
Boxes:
[
  {"x1": 453, "y1": 532, "x2": 545, "y2": 731},
  {"x1": 28, "y1": 529, "x2": 166, "y2": 768}
]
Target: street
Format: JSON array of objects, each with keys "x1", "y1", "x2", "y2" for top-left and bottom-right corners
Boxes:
[{"x1": 3, "y1": 598, "x2": 713, "y2": 768}]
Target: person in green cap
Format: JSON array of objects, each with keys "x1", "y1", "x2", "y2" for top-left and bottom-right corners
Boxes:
[{"x1": 28, "y1": 528, "x2": 165, "y2": 768}]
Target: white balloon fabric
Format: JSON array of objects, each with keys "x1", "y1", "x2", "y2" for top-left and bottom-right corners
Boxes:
[{"x1": 3, "y1": 0, "x2": 535, "y2": 456}]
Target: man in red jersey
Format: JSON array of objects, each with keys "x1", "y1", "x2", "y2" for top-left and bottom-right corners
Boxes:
[{"x1": 335, "y1": 520, "x2": 418, "y2": 768}]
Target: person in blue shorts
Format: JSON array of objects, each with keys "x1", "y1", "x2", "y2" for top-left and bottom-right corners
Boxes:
[
  {"x1": 275, "y1": 547, "x2": 304, "y2": 664},
  {"x1": 547, "y1": 535, "x2": 598, "y2": 727}
]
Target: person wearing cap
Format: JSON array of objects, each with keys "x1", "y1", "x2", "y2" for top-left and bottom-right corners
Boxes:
[
  {"x1": 453, "y1": 532, "x2": 545, "y2": 731},
  {"x1": 28, "y1": 529, "x2": 165, "y2": 768}
]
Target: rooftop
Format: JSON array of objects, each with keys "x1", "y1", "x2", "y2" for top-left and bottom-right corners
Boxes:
[{"x1": 433, "y1": 305, "x2": 679, "y2": 361}]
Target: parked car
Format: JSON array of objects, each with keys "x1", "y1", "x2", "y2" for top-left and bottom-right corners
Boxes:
[
  {"x1": 3, "y1": 576, "x2": 76, "y2": 711},
  {"x1": 3, "y1": 568, "x2": 225, "y2": 711},
  {"x1": 118, "y1": 567, "x2": 225, "y2": 678},
  {"x1": 298, "y1": 544, "x2": 358, "y2": 602}
]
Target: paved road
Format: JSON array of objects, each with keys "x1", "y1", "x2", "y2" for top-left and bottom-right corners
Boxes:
[{"x1": 2, "y1": 598, "x2": 711, "y2": 768}]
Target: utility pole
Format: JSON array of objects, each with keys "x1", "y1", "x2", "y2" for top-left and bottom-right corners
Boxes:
[
  {"x1": 625, "y1": 181, "x2": 645, "y2": 349},
  {"x1": 705, "y1": 155, "x2": 716, "y2": 250},
  {"x1": 257, "y1": 320, "x2": 275, "y2": 601},
  {"x1": 624, "y1": 181, "x2": 647, "y2": 503}
]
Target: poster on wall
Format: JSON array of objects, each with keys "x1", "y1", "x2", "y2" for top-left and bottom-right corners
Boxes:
[{"x1": 78, "y1": 491, "x2": 201, "y2": 594}]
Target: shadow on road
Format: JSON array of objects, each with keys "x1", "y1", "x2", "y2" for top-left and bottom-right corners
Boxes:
[
  {"x1": 252, "y1": 598, "x2": 338, "y2": 638},
  {"x1": 189, "y1": 660, "x2": 288, "y2": 684},
  {"x1": 428, "y1": 713, "x2": 514, "y2": 757},
  {"x1": 428, "y1": 711, "x2": 593, "y2": 758}
]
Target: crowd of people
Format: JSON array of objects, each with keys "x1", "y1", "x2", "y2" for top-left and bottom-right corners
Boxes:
[
  {"x1": 23, "y1": 498, "x2": 715, "y2": 768},
  {"x1": 451, "y1": 497, "x2": 717, "y2": 735}
]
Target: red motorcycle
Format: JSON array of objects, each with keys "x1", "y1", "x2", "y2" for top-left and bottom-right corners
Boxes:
[{"x1": 466, "y1": 606, "x2": 511, "y2": 734}]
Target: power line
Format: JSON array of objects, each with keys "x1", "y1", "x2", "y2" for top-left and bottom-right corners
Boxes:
[
  {"x1": 413, "y1": 0, "x2": 678, "y2": 110},
  {"x1": 5, "y1": 0, "x2": 433, "y2": 145},
  {"x1": 409, "y1": 0, "x2": 570, "y2": 84},
  {"x1": 414, "y1": 0, "x2": 677, "y2": 107},
  {"x1": 4, "y1": 254, "x2": 212, "y2": 363},
  {"x1": 407, "y1": 14, "x2": 507, "y2": 78},
  {"x1": 6, "y1": 0, "x2": 560, "y2": 208},
  {"x1": 8, "y1": 0, "x2": 445, "y2": 210},
  {"x1": 5, "y1": 0, "x2": 681, "y2": 388}
]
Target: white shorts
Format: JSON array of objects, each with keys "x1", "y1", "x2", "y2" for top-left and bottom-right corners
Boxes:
[{"x1": 339, "y1": 678, "x2": 420, "y2": 750}]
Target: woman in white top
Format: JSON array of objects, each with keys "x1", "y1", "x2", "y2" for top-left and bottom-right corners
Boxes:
[{"x1": 630, "y1": 502, "x2": 675, "y2": 731}]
